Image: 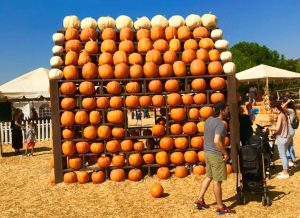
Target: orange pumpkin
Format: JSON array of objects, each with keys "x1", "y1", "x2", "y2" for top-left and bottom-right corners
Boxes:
[
  {"x1": 165, "y1": 26, "x2": 177, "y2": 40},
  {"x1": 125, "y1": 96, "x2": 139, "y2": 108},
  {"x1": 210, "y1": 77, "x2": 226, "y2": 90},
  {"x1": 159, "y1": 64, "x2": 173, "y2": 77},
  {"x1": 197, "y1": 121, "x2": 205, "y2": 133},
  {"x1": 170, "y1": 123, "x2": 182, "y2": 135},
  {"x1": 128, "y1": 169, "x2": 142, "y2": 182},
  {"x1": 148, "y1": 80, "x2": 163, "y2": 93},
  {"x1": 100, "y1": 39, "x2": 117, "y2": 53},
  {"x1": 152, "y1": 124, "x2": 165, "y2": 136},
  {"x1": 106, "y1": 140, "x2": 121, "y2": 153},
  {"x1": 65, "y1": 28, "x2": 79, "y2": 40},
  {"x1": 207, "y1": 61, "x2": 223, "y2": 75},
  {"x1": 133, "y1": 141, "x2": 144, "y2": 151},
  {"x1": 139, "y1": 96, "x2": 152, "y2": 107},
  {"x1": 130, "y1": 64, "x2": 144, "y2": 78},
  {"x1": 193, "y1": 27, "x2": 209, "y2": 39},
  {"x1": 226, "y1": 164, "x2": 233, "y2": 174},
  {"x1": 119, "y1": 40, "x2": 135, "y2": 54},
  {"x1": 101, "y1": 28, "x2": 116, "y2": 40},
  {"x1": 145, "y1": 49, "x2": 162, "y2": 65},
  {"x1": 136, "y1": 28, "x2": 150, "y2": 40},
  {"x1": 198, "y1": 151, "x2": 205, "y2": 162},
  {"x1": 210, "y1": 92, "x2": 225, "y2": 104},
  {"x1": 165, "y1": 79, "x2": 180, "y2": 92},
  {"x1": 65, "y1": 51, "x2": 78, "y2": 66},
  {"x1": 83, "y1": 125, "x2": 97, "y2": 139},
  {"x1": 170, "y1": 152, "x2": 184, "y2": 165},
  {"x1": 78, "y1": 51, "x2": 92, "y2": 66},
  {"x1": 184, "y1": 39, "x2": 199, "y2": 50},
  {"x1": 150, "y1": 183, "x2": 164, "y2": 198},
  {"x1": 182, "y1": 49, "x2": 196, "y2": 64},
  {"x1": 84, "y1": 40, "x2": 99, "y2": 54},
  {"x1": 64, "y1": 172, "x2": 77, "y2": 183},
  {"x1": 156, "y1": 167, "x2": 170, "y2": 179},
  {"x1": 173, "y1": 61, "x2": 186, "y2": 77},
  {"x1": 189, "y1": 108, "x2": 200, "y2": 120},
  {"x1": 191, "y1": 78, "x2": 206, "y2": 91},
  {"x1": 182, "y1": 122, "x2": 197, "y2": 135},
  {"x1": 76, "y1": 141, "x2": 90, "y2": 154},
  {"x1": 112, "y1": 154, "x2": 125, "y2": 167},
  {"x1": 75, "y1": 111, "x2": 89, "y2": 125},
  {"x1": 184, "y1": 150, "x2": 198, "y2": 164},
  {"x1": 61, "y1": 141, "x2": 76, "y2": 156},
  {"x1": 128, "y1": 53, "x2": 143, "y2": 65},
  {"x1": 190, "y1": 59, "x2": 206, "y2": 76},
  {"x1": 63, "y1": 65, "x2": 79, "y2": 80},
  {"x1": 111, "y1": 127, "x2": 125, "y2": 139},
  {"x1": 61, "y1": 111, "x2": 74, "y2": 127},
  {"x1": 199, "y1": 106, "x2": 214, "y2": 119},
  {"x1": 143, "y1": 153, "x2": 155, "y2": 164},
  {"x1": 91, "y1": 171, "x2": 105, "y2": 184},
  {"x1": 98, "y1": 52, "x2": 113, "y2": 65},
  {"x1": 121, "y1": 139, "x2": 134, "y2": 152},
  {"x1": 196, "y1": 48, "x2": 209, "y2": 63},
  {"x1": 110, "y1": 96, "x2": 123, "y2": 109},
  {"x1": 174, "y1": 137, "x2": 188, "y2": 150},
  {"x1": 174, "y1": 166, "x2": 188, "y2": 178},
  {"x1": 61, "y1": 98, "x2": 76, "y2": 110},
  {"x1": 151, "y1": 25, "x2": 165, "y2": 41},
  {"x1": 98, "y1": 64, "x2": 114, "y2": 79},
  {"x1": 182, "y1": 94, "x2": 194, "y2": 106},
  {"x1": 106, "y1": 81, "x2": 121, "y2": 94},
  {"x1": 178, "y1": 26, "x2": 191, "y2": 40},
  {"x1": 107, "y1": 110, "x2": 124, "y2": 124},
  {"x1": 159, "y1": 137, "x2": 174, "y2": 150},
  {"x1": 82, "y1": 98, "x2": 96, "y2": 110},
  {"x1": 110, "y1": 169, "x2": 126, "y2": 182},
  {"x1": 163, "y1": 51, "x2": 178, "y2": 64},
  {"x1": 199, "y1": 38, "x2": 214, "y2": 50},
  {"x1": 82, "y1": 62, "x2": 98, "y2": 79},
  {"x1": 79, "y1": 81, "x2": 95, "y2": 95},
  {"x1": 193, "y1": 93, "x2": 207, "y2": 104},
  {"x1": 191, "y1": 136, "x2": 204, "y2": 150},
  {"x1": 120, "y1": 27, "x2": 133, "y2": 41},
  {"x1": 169, "y1": 38, "x2": 181, "y2": 52},
  {"x1": 80, "y1": 27, "x2": 97, "y2": 42},
  {"x1": 129, "y1": 153, "x2": 143, "y2": 167},
  {"x1": 97, "y1": 125, "x2": 112, "y2": 139},
  {"x1": 126, "y1": 82, "x2": 140, "y2": 93},
  {"x1": 153, "y1": 39, "x2": 169, "y2": 52},
  {"x1": 155, "y1": 151, "x2": 169, "y2": 166},
  {"x1": 90, "y1": 142, "x2": 104, "y2": 154},
  {"x1": 113, "y1": 50, "x2": 128, "y2": 65},
  {"x1": 114, "y1": 63, "x2": 130, "y2": 79},
  {"x1": 97, "y1": 156, "x2": 111, "y2": 168},
  {"x1": 62, "y1": 128, "x2": 75, "y2": 139},
  {"x1": 167, "y1": 93, "x2": 182, "y2": 107},
  {"x1": 137, "y1": 38, "x2": 153, "y2": 53},
  {"x1": 65, "y1": 40, "x2": 82, "y2": 53},
  {"x1": 152, "y1": 95, "x2": 165, "y2": 107},
  {"x1": 208, "y1": 49, "x2": 220, "y2": 61},
  {"x1": 193, "y1": 165, "x2": 206, "y2": 175},
  {"x1": 170, "y1": 108, "x2": 186, "y2": 121},
  {"x1": 69, "y1": 157, "x2": 82, "y2": 170},
  {"x1": 143, "y1": 62, "x2": 159, "y2": 78},
  {"x1": 96, "y1": 97, "x2": 109, "y2": 109}
]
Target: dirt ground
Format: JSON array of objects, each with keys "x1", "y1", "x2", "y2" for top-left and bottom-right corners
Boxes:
[{"x1": 0, "y1": 127, "x2": 300, "y2": 218}]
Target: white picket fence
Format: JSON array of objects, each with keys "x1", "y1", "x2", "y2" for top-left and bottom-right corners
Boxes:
[{"x1": 0, "y1": 119, "x2": 52, "y2": 144}]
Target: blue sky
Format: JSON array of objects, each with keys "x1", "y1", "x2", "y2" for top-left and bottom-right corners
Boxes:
[{"x1": 0, "y1": 0, "x2": 299, "y2": 85}]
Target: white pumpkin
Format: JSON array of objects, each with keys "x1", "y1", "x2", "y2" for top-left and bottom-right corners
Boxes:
[
  {"x1": 185, "y1": 14, "x2": 201, "y2": 30},
  {"x1": 81, "y1": 17, "x2": 97, "y2": 29},
  {"x1": 223, "y1": 62, "x2": 236, "y2": 74},
  {"x1": 52, "y1": 33, "x2": 64, "y2": 42},
  {"x1": 63, "y1": 15, "x2": 80, "y2": 29},
  {"x1": 134, "y1": 16, "x2": 151, "y2": 30},
  {"x1": 150, "y1": 15, "x2": 168, "y2": 27},
  {"x1": 116, "y1": 15, "x2": 133, "y2": 30},
  {"x1": 48, "y1": 69, "x2": 63, "y2": 80},
  {"x1": 50, "y1": 56, "x2": 63, "y2": 67},
  {"x1": 210, "y1": 29, "x2": 223, "y2": 40},
  {"x1": 215, "y1": 39, "x2": 229, "y2": 50},
  {"x1": 168, "y1": 15, "x2": 185, "y2": 28},
  {"x1": 52, "y1": 45, "x2": 64, "y2": 55},
  {"x1": 201, "y1": 13, "x2": 218, "y2": 29},
  {"x1": 220, "y1": 51, "x2": 232, "y2": 63},
  {"x1": 97, "y1": 16, "x2": 116, "y2": 30}
]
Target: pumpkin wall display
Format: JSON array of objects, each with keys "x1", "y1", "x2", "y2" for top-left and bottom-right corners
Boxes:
[{"x1": 50, "y1": 13, "x2": 236, "y2": 184}]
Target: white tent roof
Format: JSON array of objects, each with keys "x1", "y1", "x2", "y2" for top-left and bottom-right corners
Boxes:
[
  {"x1": 0, "y1": 68, "x2": 50, "y2": 99},
  {"x1": 236, "y1": 64, "x2": 300, "y2": 82}
]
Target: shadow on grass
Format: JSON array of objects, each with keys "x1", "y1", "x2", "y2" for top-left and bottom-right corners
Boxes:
[{"x1": 1, "y1": 146, "x2": 52, "y2": 157}]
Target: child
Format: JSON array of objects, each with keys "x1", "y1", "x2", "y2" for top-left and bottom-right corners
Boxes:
[{"x1": 24, "y1": 122, "x2": 36, "y2": 156}]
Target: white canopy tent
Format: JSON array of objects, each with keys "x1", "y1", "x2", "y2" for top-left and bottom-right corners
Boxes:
[
  {"x1": 236, "y1": 64, "x2": 300, "y2": 88},
  {"x1": 0, "y1": 67, "x2": 50, "y2": 100}
]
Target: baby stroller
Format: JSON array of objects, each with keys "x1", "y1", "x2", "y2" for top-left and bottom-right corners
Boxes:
[{"x1": 237, "y1": 132, "x2": 271, "y2": 206}]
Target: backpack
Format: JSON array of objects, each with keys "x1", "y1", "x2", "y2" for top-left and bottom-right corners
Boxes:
[{"x1": 291, "y1": 116, "x2": 299, "y2": 129}]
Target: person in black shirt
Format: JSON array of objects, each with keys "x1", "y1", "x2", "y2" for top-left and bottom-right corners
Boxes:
[{"x1": 239, "y1": 106, "x2": 253, "y2": 145}]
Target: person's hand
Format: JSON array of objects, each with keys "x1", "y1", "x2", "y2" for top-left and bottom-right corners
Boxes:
[{"x1": 223, "y1": 151, "x2": 229, "y2": 162}]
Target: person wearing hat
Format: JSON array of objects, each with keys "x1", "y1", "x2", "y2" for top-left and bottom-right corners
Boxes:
[{"x1": 194, "y1": 102, "x2": 236, "y2": 215}]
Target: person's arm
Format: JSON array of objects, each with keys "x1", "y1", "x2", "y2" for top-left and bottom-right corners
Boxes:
[
  {"x1": 268, "y1": 113, "x2": 282, "y2": 132},
  {"x1": 214, "y1": 134, "x2": 229, "y2": 161},
  {"x1": 281, "y1": 99, "x2": 292, "y2": 109}
]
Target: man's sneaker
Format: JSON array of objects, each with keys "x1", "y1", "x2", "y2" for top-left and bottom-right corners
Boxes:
[
  {"x1": 194, "y1": 199, "x2": 209, "y2": 210},
  {"x1": 288, "y1": 161, "x2": 294, "y2": 167},
  {"x1": 216, "y1": 205, "x2": 236, "y2": 215},
  {"x1": 276, "y1": 173, "x2": 289, "y2": 179}
]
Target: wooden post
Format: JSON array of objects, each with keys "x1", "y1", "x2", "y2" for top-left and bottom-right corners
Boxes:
[
  {"x1": 50, "y1": 79, "x2": 63, "y2": 183},
  {"x1": 227, "y1": 74, "x2": 240, "y2": 173}
]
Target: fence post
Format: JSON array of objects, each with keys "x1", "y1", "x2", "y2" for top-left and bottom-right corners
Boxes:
[
  {"x1": 45, "y1": 119, "x2": 49, "y2": 140},
  {"x1": 41, "y1": 119, "x2": 45, "y2": 142},
  {"x1": 37, "y1": 120, "x2": 41, "y2": 141}
]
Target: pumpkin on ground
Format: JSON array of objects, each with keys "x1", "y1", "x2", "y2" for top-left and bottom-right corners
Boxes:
[{"x1": 150, "y1": 183, "x2": 164, "y2": 198}]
